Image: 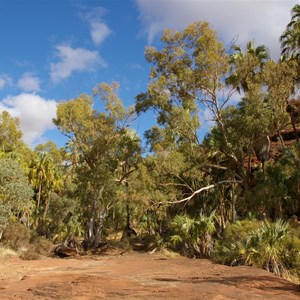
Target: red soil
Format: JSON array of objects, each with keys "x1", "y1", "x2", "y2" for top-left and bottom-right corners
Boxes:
[{"x1": 0, "y1": 252, "x2": 299, "y2": 299}]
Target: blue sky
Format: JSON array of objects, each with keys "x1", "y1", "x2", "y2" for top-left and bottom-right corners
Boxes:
[{"x1": 0, "y1": 0, "x2": 298, "y2": 148}]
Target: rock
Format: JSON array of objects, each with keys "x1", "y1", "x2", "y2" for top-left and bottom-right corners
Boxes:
[{"x1": 54, "y1": 245, "x2": 78, "y2": 258}]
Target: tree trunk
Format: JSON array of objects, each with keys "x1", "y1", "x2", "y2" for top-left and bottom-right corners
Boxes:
[
  {"x1": 93, "y1": 209, "x2": 107, "y2": 247},
  {"x1": 44, "y1": 190, "x2": 51, "y2": 217},
  {"x1": 218, "y1": 190, "x2": 226, "y2": 230},
  {"x1": 231, "y1": 184, "x2": 237, "y2": 223},
  {"x1": 246, "y1": 150, "x2": 252, "y2": 189},
  {"x1": 37, "y1": 181, "x2": 42, "y2": 209},
  {"x1": 121, "y1": 204, "x2": 137, "y2": 240}
]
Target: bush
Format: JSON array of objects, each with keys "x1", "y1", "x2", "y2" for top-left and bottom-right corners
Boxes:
[
  {"x1": 20, "y1": 245, "x2": 41, "y2": 260},
  {"x1": 169, "y1": 211, "x2": 217, "y2": 258},
  {"x1": 213, "y1": 219, "x2": 261, "y2": 265},
  {"x1": 213, "y1": 219, "x2": 300, "y2": 278},
  {"x1": 30, "y1": 235, "x2": 53, "y2": 256},
  {"x1": 1, "y1": 221, "x2": 53, "y2": 258},
  {"x1": 284, "y1": 221, "x2": 300, "y2": 279},
  {"x1": 1, "y1": 221, "x2": 31, "y2": 250}
]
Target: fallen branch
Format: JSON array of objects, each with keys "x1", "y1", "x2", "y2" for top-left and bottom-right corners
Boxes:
[{"x1": 159, "y1": 180, "x2": 242, "y2": 205}]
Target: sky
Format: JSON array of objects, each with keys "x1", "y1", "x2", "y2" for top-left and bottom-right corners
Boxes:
[{"x1": 0, "y1": 0, "x2": 298, "y2": 148}]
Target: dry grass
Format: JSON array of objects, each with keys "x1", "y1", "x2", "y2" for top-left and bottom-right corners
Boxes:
[{"x1": 0, "y1": 246, "x2": 18, "y2": 259}]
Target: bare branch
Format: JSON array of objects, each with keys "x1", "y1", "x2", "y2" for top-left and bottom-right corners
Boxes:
[{"x1": 115, "y1": 168, "x2": 135, "y2": 184}]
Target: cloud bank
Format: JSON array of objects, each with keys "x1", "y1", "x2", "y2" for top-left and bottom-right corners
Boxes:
[
  {"x1": 135, "y1": 0, "x2": 298, "y2": 59},
  {"x1": 0, "y1": 93, "x2": 57, "y2": 146}
]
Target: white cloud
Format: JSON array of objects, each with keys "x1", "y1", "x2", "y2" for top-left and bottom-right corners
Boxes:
[
  {"x1": 17, "y1": 73, "x2": 41, "y2": 92},
  {"x1": 0, "y1": 93, "x2": 57, "y2": 146},
  {"x1": 135, "y1": 0, "x2": 298, "y2": 59},
  {"x1": 90, "y1": 22, "x2": 111, "y2": 46},
  {"x1": 81, "y1": 7, "x2": 112, "y2": 46},
  {"x1": 0, "y1": 74, "x2": 12, "y2": 89},
  {"x1": 50, "y1": 45, "x2": 106, "y2": 83}
]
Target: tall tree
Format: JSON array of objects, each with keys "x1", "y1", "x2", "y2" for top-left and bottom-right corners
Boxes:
[
  {"x1": 136, "y1": 22, "x2": 248, "y2": 214},
  {"x1": 54, "y1": 82, "x2": 141, "y2": 248},
  {"x1": 28, "y1": 144, "x2": 65, "y2": 235}
]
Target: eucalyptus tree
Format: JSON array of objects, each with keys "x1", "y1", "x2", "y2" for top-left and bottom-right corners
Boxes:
[
  {"x1": 0, "y1": 111, "x2": 33, "y2": 175},
  {"x1": 137, "y1": 22, "x2": 229, "y2": 147},
  {"x1": 54, "y1": 82, "x2": 141, "y2": 248},
  {"x1": 0, "y1": 111, "x2": 23, "y2": 154},
  {"x1": 136, "y1": 22, "x2": 261, "y2": 225},
  {"x1": 136, "y1": 20, "x2": 299, "y2": 226},
  {"x1": 0, "y1": 159, "x2": 33, "y2": 239}
]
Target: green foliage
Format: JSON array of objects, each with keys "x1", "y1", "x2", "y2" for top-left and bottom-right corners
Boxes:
[
  {"x1": 245, "y1": 220, "x2": 290, "y2": 275},
  {"x1": 245, "y1": 143, "x2": 300, "y2": 220},
  {"x1": 214, "y1": 219, "x2": 300, "y2": 278},
  {"x1": 213, "y1": 219, "x2": 261, "y2": 265},
  {"x1": 280, "y1": 4, "x2": 300, "y2": 61},
  {"x1": 226, "y1": 41, "x2": 270, "y2": 93},
  {"x1": 169, "y1": 211, "x2": 217, "y2": 257},
  {"x1": 0, "y1": 159, "x2": 33, "y2": 236},
  {"x1": 0, "y1": 111, "x2": 23, "y2": 153},
  {"x1": 139, "y1": 21, "x2": 228, "y2": 149},
  {"x1": 38, "y1": 195, "x2": 83, "y2": 242},
  {"x1": 54, "y1": 82, "x2": 141, "y2": 248}
]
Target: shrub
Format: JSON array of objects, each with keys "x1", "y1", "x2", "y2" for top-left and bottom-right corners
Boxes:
[
  {"x1": 20, "y1": 245, "x2": 41, "y2": 260},
  {"x1": 1, "y1": 221, "x2": 53, "y2": 258},
  {"x1": 213, "y1": 219, "x2": 300, "y2": 278},
  {"x1": 169, "y1": 211, "x2": 217, "y2": 258},
  {"x1": 244, "y1": 220, "x2": 290, "y2": 276},
  {"x1": 1, "y1": 221, "x2": 31, "y2": 250},
  {"x1": 213, "y1": 219, "x2": 261, "y2": 265},
  {"x1": 30, "y1": 235, "x2": 53, "y2": 256}
]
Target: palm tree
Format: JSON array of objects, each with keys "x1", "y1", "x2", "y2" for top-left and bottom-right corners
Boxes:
[
  {"x1": 29, "y1": 152, "x2": 48, "y2": 210},
  {"x1": 226, "y1": 41, "x2": 270, "y2": 93},
  {"x1": 280, "y1": 4, "x2": 300, "y2": 61}
]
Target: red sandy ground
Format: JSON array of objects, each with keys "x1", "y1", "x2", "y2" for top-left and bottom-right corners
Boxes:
[{"x1": 0, "y1": 252, "x2": 299, "y2": 300}]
